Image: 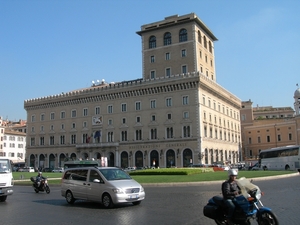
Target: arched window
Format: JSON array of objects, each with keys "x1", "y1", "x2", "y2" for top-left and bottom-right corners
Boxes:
[
  {"x1": 198, "y1": 30, "x2": 201, "y2": 43},
  {"x1": 179, "y1": 29, "x2": 187, "y2": 42},
  {"x1": 149, "y1": 36, "x2": 156, "y2": 49},
  {"x1": 203, "y1": 36, "x2": 207, "y2": 48},
  {"x1": 209, "y1": 41, "x2": 212, "y2": 53},
  {"x1": 164, "y1": 32, "x2": 171, "y2": 45}
]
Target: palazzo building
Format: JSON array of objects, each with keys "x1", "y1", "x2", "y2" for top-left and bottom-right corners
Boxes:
[
  {"x1": 24, "y1": 13, "x2": 241, "y2": 169},
  {"x1": 241, "y1": 87, "x2": 300, "y2": 162}
]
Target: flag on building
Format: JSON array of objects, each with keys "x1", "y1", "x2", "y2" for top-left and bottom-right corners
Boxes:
[{"x1": 94, "y1": 130, "x2": 101, "y2": 138}]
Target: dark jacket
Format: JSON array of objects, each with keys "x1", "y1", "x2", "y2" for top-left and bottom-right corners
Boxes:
[{"x1": 222, "y1": 180, "x2": 239, "y2": 199}]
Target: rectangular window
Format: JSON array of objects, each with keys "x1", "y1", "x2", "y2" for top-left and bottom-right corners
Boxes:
[
  {"x1": 31, "y1": 115, "x2": 35, "y2": 122},
  {"x1": 166, "y1": 127, "x2": 173, "y2": 138},
  {"x1": 71, "y1": 134, "x2": 76, "y2": 144},
  {"x1": 121, "y1": 103, "x2": 127, "y2": 112},
  {"x1": 165, "y1": 52, "x2": 170, "y2": 60},
  {"x1": 166, "y1": 98, "x2": 172, "y2": 107},
  {"x1": 150, "y1": 55, "x2": 155, "y2": 63},
  {"x1": 150, "y1": 71, "x2": 155, "y2": 79},
  {"x1": 107, "y1": 132, "x2": 114, "y2": 142},
  {"x1": 108, "y1": 105, "x2": 113, "y2": 114},
  {"x1": 50, "y1": 136, "x2": 55, "y2": 145},
  {"x1": 50, "y1": 112, "x2": 55, "y2": 120},
  {"x1": 181, "y1": 49, "x2": 186, "y2": 57},
  {"x1": 41, "y1": 114, "x2": 45, "y2": 121},
  {"x1": 135, "y1": 130, "x2": 142, "y2": 141},
  {"x1": 289, "y1": 133, "x2": 292, "y2": 140},
  {"x1": 267, "y1": 135, "x2": 270, "y2": 142},
  {"x1": 258, "y1": 136, "x2": 261, "y2": 143},
  {"x1": 71, "y1": 110, "x2": 77, "y2": 118},
  {"x1": 95, "y1": 106, "x2": 100, "y2": 115},
  {"x1": 150, "y1": 100, "x2": 156, "y2": 109},
  {"x1": 277, "y1": 134, "x2": 281, "y2": 141},
  {"x1": 136, "y1": 117, "x2": 141, "y2": 123},
  {"x1": 182, "y1": 96, "x2": 189, "y2": 105},
  {"x1": 151, "y1": 115, "x2": 156, "y2": 121},
  {"x1": 121, "y1": 131, "x2": 127, "y2": 141},
  {"x1": 60, "y1": 135, "x2": 65, "y2": 145},
  {"x1": 182, "y1": 65, "x2": 187, "y2": 74},
  {"x1": 166, "y1": 68, "x2": 171, "y2": 77},
  {"x1": 135, "y1": 102, "x2": 141, "y2": 111},
  {"x1": 183, "y1": 112, "x2": 189, "y2": 119},
  {"x1": 167, "y1": 113, "x2": 172, "y2": 120},
  {"x1": 61, "y1": 111, "x2": 65, "y2": 119},
  {"x1": 83, "y1": 108, "x2": 88, "y2": 116}
]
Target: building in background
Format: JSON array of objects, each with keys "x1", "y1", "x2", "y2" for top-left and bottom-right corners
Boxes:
[
  {"x1": 0, "y1": 117, "x2": 26, "y2": 166},
  {"x1": 241, "y1": 86, "x2": 300, "y2": 163},
  {"x1": 24, "y1": 13, "x2": 241, "y2": 170}
]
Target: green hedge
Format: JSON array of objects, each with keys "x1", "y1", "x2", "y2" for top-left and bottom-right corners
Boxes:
[{"x1": 129, "y1": 168, "x2": 214, "y2": 175}]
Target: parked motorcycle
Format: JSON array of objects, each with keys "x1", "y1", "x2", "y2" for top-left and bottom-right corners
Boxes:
[
  {"x1": 203, "y1": 177, "x2": 279, "y2": 225},
  {"x1": 30, "y1": 176, "x2": 50, "y2": 194}
]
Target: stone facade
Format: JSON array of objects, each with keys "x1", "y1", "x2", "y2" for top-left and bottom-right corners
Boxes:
[{"x1": 24, "y1": 13, "x2": 241, "y2": 169}]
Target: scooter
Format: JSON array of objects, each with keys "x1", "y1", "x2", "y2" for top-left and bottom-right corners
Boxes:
[
  {"x1": 30, "y1": 176, "x2": 50, "y2": 194},
  {"x1": 203, "y1": 177, "x2": 279, "y2": 225}
]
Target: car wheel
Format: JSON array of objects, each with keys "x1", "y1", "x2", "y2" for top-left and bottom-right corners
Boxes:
[
  {"x1": 132, "y1": 201, "x2": 141, "y2": 206},
  {"x1": 66, "y1": 191, "x2": 75, "y2": 204},
  {"x1": 102, "y1": 193, "x2": 113, "y2": 208},
  {"x1": 0, "y1": 196, "x2": 7, "y2": 202}
]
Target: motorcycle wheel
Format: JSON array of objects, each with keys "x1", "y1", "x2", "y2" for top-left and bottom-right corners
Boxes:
[
  {"x1": 45, "y1": 186, "x2": 50, "y2": 194},
  {"x1": 34, "y1": 189, "x2": 39, "y2": 193},
  {"x1": 258, "y1": 211, "x2": 279, "y2": 225}
]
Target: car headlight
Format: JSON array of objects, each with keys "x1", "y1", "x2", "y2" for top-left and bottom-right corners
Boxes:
[
  {"x1": 140, "y1": 186, "x2": 144, "y2": 192},
  {"x1": 112, "y1": 188, "x2": 124, "y2": 194}
]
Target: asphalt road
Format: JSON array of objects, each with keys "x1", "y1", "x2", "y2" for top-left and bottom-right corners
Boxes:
[{"x1": 0, "y1": 174, "x2": 299, "y2": 225}]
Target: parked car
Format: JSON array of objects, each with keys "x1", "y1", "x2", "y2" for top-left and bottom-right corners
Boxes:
[
  {"x1": 52, "y1": 167, "x2": 64, "y2": 173},
  {"x1": 221, "y1": 165, "x2": 230, "y2": 171},
  {"x1": 42, "y1": 168, "x2": 52, "y2": 172},
  {"x1": 248, "y1": 163, "x2": 260, "y2": 171},
  {"x1": 61, "y1": 167, "x2": 145, "y2": 208},
  {"x1": 21, "y1": 167, "x2": 35, "y2": 172}
]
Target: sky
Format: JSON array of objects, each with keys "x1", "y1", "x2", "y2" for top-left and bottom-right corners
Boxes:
[{"x1": 1, "y1": 0, "x2": 300, "y2": 121}]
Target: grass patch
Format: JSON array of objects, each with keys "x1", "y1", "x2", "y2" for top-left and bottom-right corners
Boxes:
[{"x1": 13, "y1": 170, "x2": 296, "y2": 185}]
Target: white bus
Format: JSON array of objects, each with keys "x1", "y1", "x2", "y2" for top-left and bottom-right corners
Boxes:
[
  {"x1": 259, "y1": 145, "x2": 300, "y2": 171},
  {"x1": 0, "y1": 157, "x2": 14, "y2": 201}
]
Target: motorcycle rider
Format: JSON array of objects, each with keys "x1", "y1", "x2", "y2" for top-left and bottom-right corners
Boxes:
[
  {"x1": 222, "y1": 169, "x2": 240, "y2": 225},
  {"x1": 36, "y1": 171, "x2": 45, "y2": 189}
]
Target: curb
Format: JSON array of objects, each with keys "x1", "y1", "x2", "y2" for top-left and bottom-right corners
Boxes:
[{"x1": 13, "y1": 172, "x2": 299, "y2": 186}]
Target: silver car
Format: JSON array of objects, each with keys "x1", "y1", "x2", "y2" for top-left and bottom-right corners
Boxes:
[{"x1": 61, "y1": 167, "x2": 145, "y2": 208}]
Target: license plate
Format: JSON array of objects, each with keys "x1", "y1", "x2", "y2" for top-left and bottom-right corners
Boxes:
[{"x1": 128, "y1": 194, "x2": 138, "y2": 199}]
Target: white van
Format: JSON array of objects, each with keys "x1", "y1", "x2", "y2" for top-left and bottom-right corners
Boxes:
[
  {"x1": 0, "y1": 157, "x2": 14, "y2": 201},
  {"x1": 61, "y1": 167, "x2": 145, "y2": 208}
]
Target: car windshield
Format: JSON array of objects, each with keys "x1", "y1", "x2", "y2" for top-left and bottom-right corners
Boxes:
[
  {"x1": 99, "y1": 168, "x2": 132, "y2": 181},
  {"x1": 0, "y1": 159, "x2": 11, "y2": 173}
]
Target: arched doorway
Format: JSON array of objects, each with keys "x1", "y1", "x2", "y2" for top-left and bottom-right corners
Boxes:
[
  {"x1": 183, "y1": 149, "x2": 192, "y2": 167},
  {"x1": 82, "y1": 152, "x2": 88, "y2": 160},
  {"x1": 121, "y1": 151, "x2": 128, "y2": 168},
  {"x1": 135, "y1": 151, "x2": 143, "y2": 168},
  {"x1": 150, "y1": 150, "x2": 159, "y2": 168},
  {"x1": 49, "y1": 154, "x2": 55, "y2": 169},
  {"x1": 39, "y1": 154, "x2": 45, "y2": 170},
  {"x1": 95, "y1": 152, "x2": 101, "y2": 160},
  {"x1": 70, "y1": 153, "x2": 77, "y2": 160},
  {"x1": 30, "y1": 154, "x2": 35, "y2": 167},
  {"x1": 166, "y1": 149, "x2": 175, "y2": 168},
  {"x1": 108, "y1": 152, "x2": 114, "y2": 167},
  {"x1": 59, "y1": 154, "x2": 65, "y2": 167}
]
